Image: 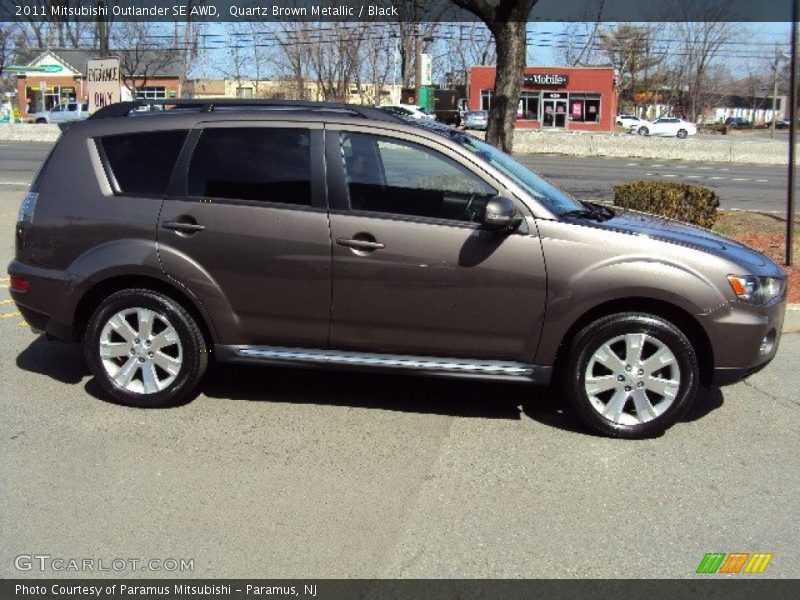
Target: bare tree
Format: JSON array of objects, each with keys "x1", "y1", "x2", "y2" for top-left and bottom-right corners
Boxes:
[
  {"x1": 113, "y1": 22, "x2": 181, "y2": 98},
  {"x1": 673, "y1": 0, "x2": 736, "y2": 121},
  {"x1": 451, "y1": 0, "x2": 538, "y2": 152}
]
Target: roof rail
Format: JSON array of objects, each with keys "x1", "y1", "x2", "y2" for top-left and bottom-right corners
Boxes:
[{"x1": 87, "y1": 98, "x2": 404, "y2": 123}]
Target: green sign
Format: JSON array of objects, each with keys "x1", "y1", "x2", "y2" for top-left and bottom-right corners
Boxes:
[{"x1": 3, "y1": 64, "x2": 63, "y2": 74}]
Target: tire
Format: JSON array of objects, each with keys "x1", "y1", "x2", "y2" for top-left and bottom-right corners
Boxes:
[
  {"x1": 677, "y1": 129, "x2": 688, "y2": 139},
  {"x1": 638, "y1": 126, "x2": 649, "y2": 136},
  {"x1": 35, "y1": 118, "x2": 47, "y2": 124},
  {"x1": 561, "y1": 312, "x2": 699, "y2": 438},
  {"x1": 84, "y1": 289, "x2": 208, "y2": 408}
]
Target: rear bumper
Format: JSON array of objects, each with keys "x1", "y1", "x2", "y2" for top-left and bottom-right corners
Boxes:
[{"x1": 7, "y1": 260, "x2": 77, "y2": 341}]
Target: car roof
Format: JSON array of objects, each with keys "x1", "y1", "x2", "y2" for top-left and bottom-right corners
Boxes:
[{"x1": 71, "y1": 99, "x2": 475, "y2": 149}]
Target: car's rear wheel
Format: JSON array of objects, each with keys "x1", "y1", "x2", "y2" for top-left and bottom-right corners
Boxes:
[
  {"x1": 677, "y1": 129, "x2": 688, "y2": 139},
  {"x1": 35, "y1": 118, "x2": 47, "y2": 124},
  {"x1": 85, "y1": 289, "x2": 208, "y2": 407},
  {"x1": 638, "y1": 126, "x2": 649, "y2": 136},
  {"x1": 561, "y1": 313, "x2": 699, "y2": 438}
]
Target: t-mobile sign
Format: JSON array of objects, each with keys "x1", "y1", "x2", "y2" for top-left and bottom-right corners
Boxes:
[{"x1": 523, "y1": 74, "x2": 569, "y2": 88}]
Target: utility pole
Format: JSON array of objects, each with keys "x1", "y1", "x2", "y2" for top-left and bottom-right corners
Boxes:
[
  {"x1": 414, "y1": 0, "x2": 422, "y2": 105},
  {"x1": 771, "y1": 46, "x2": 780, "y2": 139},
  {"x1": 787, "y1": 0, "x2": 798, "y2": 267},
  {"x1": 95, "y1": 0, "x2": 108, "y2": 57}
]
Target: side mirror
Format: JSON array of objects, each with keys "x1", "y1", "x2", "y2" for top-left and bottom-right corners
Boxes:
[{"x1": 481, "y1": 196, "x2": 522, "y2": 232}]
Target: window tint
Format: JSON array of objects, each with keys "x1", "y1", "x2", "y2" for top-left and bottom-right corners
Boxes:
[
  {"x1": 100, "y1": 130, "x2": 187, "y2": 196},
  {"x1": 341, "y1": 133, "x2": 496, "y2": 222},
  {"x1": 188, "y1": 128, "x2": 311, "y2": 205},
  {"x1": 67, "y1": 103, "x2": 78, "y2": 111}
]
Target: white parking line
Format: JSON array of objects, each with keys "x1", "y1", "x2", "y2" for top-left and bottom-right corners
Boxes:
[
  {"x1": 732, "y1": 178, "x2": 751, "y2": 181},
  {"x1": 686, "y1": 175, "x2": 701, "y2": 179},
  {"x1": 0, "y1": 181, "x2": 28, "y2": 186}
]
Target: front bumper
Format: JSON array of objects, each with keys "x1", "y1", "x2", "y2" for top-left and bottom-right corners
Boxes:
[{"x1": 706, "y1": 297, "x2": 786, "y2": 386}]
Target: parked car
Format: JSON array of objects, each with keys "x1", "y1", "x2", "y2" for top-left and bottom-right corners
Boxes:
[
  {"x1": 724, "y1": 117, "x2": 752, "y2": 129},
  {"x1": 633, "y1": 118, "x2": 698, "y2": 139},
  {"x1": 767, "y1": 119, "x2": 791, "y2": 129},
  {"x1": 31, "y1": 102, "x2": 88, "y2": 124},
  {"x1": 463, "y1": 110, "x2": 488, "y2": 130},
  {"x1": 378, "y1": 103, "x2": 436, "y2": 120},
  {"x1": 616, "y1": 114, "x2": 644, "y2": 128},
  {"x1": 9, "y1": 99, "x2": 786, "y2": 438}
]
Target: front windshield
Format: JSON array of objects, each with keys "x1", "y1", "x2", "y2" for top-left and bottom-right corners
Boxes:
[{"x1": 456, "y1": 136, "x2": 583, "y2": 215}]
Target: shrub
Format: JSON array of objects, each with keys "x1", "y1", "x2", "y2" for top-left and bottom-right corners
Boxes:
[{"x1": 613, "y1": 180, "x2": 720, "y2": 228}]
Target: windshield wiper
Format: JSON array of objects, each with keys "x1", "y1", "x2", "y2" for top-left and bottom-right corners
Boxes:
[{"x1": 562, "y1": 202, "x2": 615, "y2": 222}]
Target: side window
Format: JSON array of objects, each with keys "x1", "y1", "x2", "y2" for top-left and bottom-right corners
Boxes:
[
  {"x1": 340, "y1": 133, "x2": 496, "y2": 223},
  {"x1": 67, "y1": 103, "x2": 78, "y2": 111},
  {"x1": 188, "y1": 128, "x2": 311, "y2": 206},
  {"x1": 99, "y1": 130, "x2": 187, "y2": 196},
  {"x1": 52, "y1": 105, "x2": 63, "y2": 113}
]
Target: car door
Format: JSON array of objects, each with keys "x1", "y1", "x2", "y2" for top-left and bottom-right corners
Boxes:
[
  {"x1": 158, "y1": 122, "x2": 332, "y2": 347},
  {"x1": 49, "y1": 105, "x2": 64, "y2": 123},
  {"x1": 325, "y1": 125, "x2": 547, "y2": 361}
]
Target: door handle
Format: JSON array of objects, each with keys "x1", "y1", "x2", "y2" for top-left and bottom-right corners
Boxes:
[
  {"x1": 336, "y1": 238, "x2": 385, "y2": 251},
  {"x1": 163, "y1": 220, "x2": 205, "y2": 234}
]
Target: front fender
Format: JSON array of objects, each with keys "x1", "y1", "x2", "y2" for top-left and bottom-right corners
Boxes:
[{"x1": 535, "y1": 256, "x2": 727, "y2": 366}]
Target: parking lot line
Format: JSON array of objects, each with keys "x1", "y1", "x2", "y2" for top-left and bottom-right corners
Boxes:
[
  {"x1": 0, "y1": 311, "x2": 21, "y2": 319},
  {"x1": 0, "y1": 298, "x2": 15, "y2": 305}
]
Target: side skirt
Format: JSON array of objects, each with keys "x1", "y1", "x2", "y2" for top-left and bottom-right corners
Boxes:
[{"x1": 215, "y1": 345, "x2": 552, "y2": 384}]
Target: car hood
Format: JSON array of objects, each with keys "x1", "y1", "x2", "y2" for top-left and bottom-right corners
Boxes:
[{"x1": 594, "y1": 210, "x2": 767, "y2": 267}]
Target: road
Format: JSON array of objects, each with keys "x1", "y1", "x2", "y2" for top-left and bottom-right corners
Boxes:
[
  {"x1": 0, "y1": 141, "x2": 798, "y2": 579},
  {"x1": 518, "y1": 154, "x2": 791, "y2": 213},
  {"x1": 2, "y1": 141, "x2": 793, "y2": 213}
]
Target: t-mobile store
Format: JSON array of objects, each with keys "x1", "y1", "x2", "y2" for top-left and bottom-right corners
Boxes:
[{"x1": 469, "y1": 66, "x2": 617, "y2": 131}]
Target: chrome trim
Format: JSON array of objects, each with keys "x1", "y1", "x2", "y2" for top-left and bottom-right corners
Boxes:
[{"x1": 232, "y1": 346, "x2": 535, "y2": 376}]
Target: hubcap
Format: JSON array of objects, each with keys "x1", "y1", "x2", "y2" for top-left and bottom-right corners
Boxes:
[
  {"x1": 98, "y1": 308, "x2": 183, "y2": 395},
  {"x1": 584, "y1": 333, "x2": 681, "y2": 426}
]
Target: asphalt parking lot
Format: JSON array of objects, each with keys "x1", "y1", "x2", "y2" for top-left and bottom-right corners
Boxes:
[{"x1": 0, "y1": 148, "x2": 798, "y2": 579}]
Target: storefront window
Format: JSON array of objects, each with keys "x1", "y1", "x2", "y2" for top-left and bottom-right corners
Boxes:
[
  {"x1": 569, "y1": 93, "x2": 601, "y2": 123},
  {"x1": 480, "y1": 89, "x2": 493, "y2": 111},
  {"x1": 136, "y1": 86, "x2": 167, "y2": 100},
  {"x1": 519, "y1": 92, "x2": 540, "y2": 120}
]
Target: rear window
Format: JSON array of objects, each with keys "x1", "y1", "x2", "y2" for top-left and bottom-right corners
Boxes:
[
  {"x1": 187, "y1": 128, "x2": 311, "y2": 205},
  {"x1": 99, "y1": 130, "x2": 188, "y2": 196}
]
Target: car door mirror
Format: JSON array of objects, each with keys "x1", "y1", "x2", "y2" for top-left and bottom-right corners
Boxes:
[{"x1": 481, "y1": 196, "x2": 522, "y2": 232}]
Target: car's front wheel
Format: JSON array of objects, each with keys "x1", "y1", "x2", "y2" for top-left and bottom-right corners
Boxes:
[
  {"x1": 677, "y1": 129, "x2": 688, "y2": 139},
  {"x1": 561, "y1": 313, "x2": 699, "y2": 438},
  {"x1": 638, "y1": 126, "x2": 649, "y2": 136},
  {"x1": 84, "y1": 289, "x2": 208, "y2": 408}
]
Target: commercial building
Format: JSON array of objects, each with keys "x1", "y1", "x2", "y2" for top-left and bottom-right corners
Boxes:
[
  {"x1": 469, "y1": 65, "x2": 618, "y2": 131},
  {"x1": 15, "y1": 49, "x2": 182, "y2": 119}
]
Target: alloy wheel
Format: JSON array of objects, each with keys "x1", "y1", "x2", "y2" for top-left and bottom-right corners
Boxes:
[{"x1": 583, "y1": 333, "x2": 681, "y2": 426}]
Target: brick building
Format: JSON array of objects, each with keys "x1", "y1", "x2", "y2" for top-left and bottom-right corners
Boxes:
[
  {"x1": 16, "y1": 49, "x2": 182, "y2": 119},
  {"x1": 469, "y1": 66, "x2": 618, "y2": 132}
]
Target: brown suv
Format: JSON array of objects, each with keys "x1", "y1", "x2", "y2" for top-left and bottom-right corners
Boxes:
[{"x1": 8, "y1": 100, "x2": 787, "y2": 438}]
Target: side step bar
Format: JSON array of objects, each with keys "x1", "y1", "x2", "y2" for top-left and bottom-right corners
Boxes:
[{"x1": 215, "y1": 345, "x2": 550, "y2": 384}]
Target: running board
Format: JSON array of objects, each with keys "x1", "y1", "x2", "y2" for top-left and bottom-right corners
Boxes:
[{"x1": 215, "y1": 345, "x2": 550, "y2": 383}]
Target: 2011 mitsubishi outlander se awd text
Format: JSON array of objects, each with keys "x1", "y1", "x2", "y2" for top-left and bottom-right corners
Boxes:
[{"x1": 8, "y1": 99, "x2": 787, "y2": 438}]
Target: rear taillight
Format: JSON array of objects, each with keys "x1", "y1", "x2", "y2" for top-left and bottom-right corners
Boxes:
[
  {"x1": 10, "y1": 276, "x2": 29, "y2": 292},
  {"x1": 17, "y1": 192, "x2": 38, "y2": 225}
]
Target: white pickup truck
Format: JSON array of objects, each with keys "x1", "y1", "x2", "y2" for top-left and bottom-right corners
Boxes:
[{"x1": 31, "y1": 102, "x2": 89, "y2": 124}]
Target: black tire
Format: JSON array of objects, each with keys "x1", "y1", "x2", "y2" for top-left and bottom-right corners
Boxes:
[
  {"x1": 35, "y1": 118, "x2": 47, "y2": 124},
  {"x1": 638, "y1": 126, "x2": 649, "y2": 136},
  {"x1": 561, "y1": 312, "x2": 699, "y2": 438},
  {"x1": 84, "y1": 289, "x2": 208, "y2": 408},
  {"x1": 677, "y1": 129, "x2": 688, "y2": 139}
]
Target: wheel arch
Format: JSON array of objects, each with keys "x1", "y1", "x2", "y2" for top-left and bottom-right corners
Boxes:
[
  {"x1": 551, "y1": 297, "x2": 715, "y2": 386},
  {"x1": 73, "y1": 274, "x2": 216, "y2": 349}
]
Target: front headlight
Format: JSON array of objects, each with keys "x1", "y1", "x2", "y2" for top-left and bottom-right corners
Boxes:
[{"x1": 727, "y1": 275, "x2": 786, "y2": 305}]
